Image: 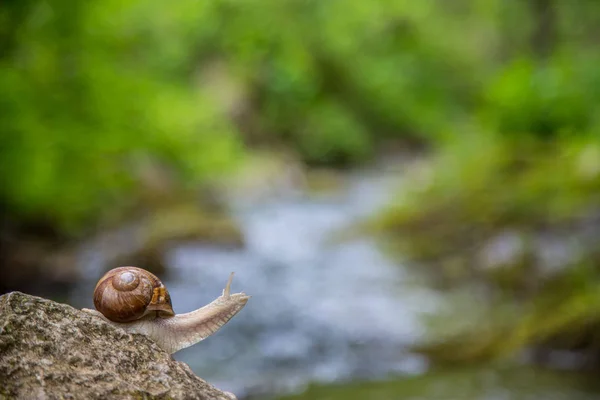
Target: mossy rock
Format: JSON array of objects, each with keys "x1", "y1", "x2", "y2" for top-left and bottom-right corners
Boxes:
[{"x1": 411, "y1": 278, "x2": 600, "y2": 366}]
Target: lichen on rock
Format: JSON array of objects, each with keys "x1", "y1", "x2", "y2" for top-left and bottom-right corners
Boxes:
[{"x1": 0, "y1": 292, "x2": 236, "y2": 400}]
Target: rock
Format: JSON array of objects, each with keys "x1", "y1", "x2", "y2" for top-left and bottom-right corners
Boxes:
[{"x1": 0, "y1": 292, "x2": 237, "y2": 400}]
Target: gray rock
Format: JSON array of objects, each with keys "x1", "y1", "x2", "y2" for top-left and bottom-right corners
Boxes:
[{"x1": 0, "y1": 292, "x2": 236, "y2": 400}]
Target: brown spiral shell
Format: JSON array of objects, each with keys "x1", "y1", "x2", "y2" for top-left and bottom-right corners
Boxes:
[{"x1": 93, "y1": 266, "x2": 175, "y2": 323}]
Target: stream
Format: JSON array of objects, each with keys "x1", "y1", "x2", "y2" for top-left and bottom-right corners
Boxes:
[{"x1": 68, "y1": 165, "x2": 600, "y2": 399}]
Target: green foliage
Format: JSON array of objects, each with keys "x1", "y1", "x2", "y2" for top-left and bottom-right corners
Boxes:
[
  {"x1": 0, "y1": 0, "x2": 243, "y2": 233},
  {"x1": 297, "y1": 100, "x2": 372, "y2": 166},
  {"x1": 3, "y1": 0, "x2": 600, "y2": 235},
  {"x1": 201, "y1": 0, "x2": 501, "y2": 162},
  {"x1": 203, "y1": 0, "x2": 600, "y2": 163},
  {"x1": 483, "y1": 57, "x2": 600, "y2": 137}
]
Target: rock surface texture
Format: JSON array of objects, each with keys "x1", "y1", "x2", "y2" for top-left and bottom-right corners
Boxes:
[{"x1": 0, "y1": 292, "x2": 236, "y2": 400}]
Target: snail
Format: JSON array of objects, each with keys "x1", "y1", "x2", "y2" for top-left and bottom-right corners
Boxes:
[{"x1": 82, "y1": 266, "x2": 250, "y2": 354}]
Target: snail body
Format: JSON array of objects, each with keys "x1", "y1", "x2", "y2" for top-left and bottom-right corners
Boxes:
[{"x1": 83, "y1": 266, "x2": 249, "y2": 354}]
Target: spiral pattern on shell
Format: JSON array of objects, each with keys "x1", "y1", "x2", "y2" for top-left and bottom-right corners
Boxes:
[{"x1": 93, "y1": 266, "x2": 175, "y2": 323}]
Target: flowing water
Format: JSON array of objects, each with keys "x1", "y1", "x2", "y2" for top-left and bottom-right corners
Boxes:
[{"x1": 68, "y1": 166, "x2": 600, "y2": 399}]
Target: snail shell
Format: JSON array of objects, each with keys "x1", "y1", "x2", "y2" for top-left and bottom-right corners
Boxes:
[{"x1": 93, "y1": 266, "x2": 175, "y2": 323}]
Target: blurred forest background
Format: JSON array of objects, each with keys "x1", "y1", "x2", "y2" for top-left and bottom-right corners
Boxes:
[{"x1": 2, "y1": 0, "x2": 600, "y2": 399}]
